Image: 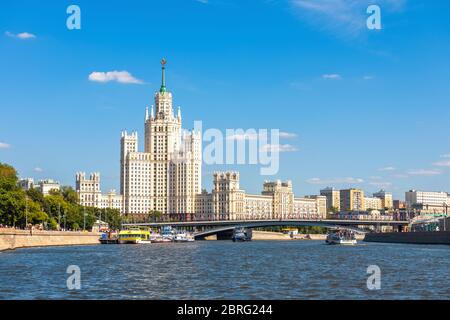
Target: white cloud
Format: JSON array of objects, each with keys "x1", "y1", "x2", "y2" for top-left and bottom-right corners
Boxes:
[
  {"x1": 290, "y1": 0, "x2": 407, "y2": 37},
  {"x1": 306, "y1": 177, "x2": 364, "y2": 185},
  {"x1": 34, "y1": 167, "x2": 43, "y2": 173},
  {"x1": 260, "y1": 144, "x2": 299, "y2": 153},
  {"x1": 196, "y1": 0, "x2": 209, "y2": 3},
  {"x1": 0, "y1": 142, "x2": 11, "y2": 149},
  {"x1": 226, "y1": 133, "x2": 259, "y2": 141},
  {"x1": 433, "y1": 161, "x2": 450, "y2": 167},
  {"x1": 5, "y1": 31, "x2": 36, "y2": 39},
  {"x1": 440, "y1": 154, "x2": 450, "y2": 158},
  {"x1": 279, "y1": 131, "x2": 298, "y2": 139},
  {"x1": 227, "y1": 131, "x2": 297, "y2": 141},
  {"x1": 322, "y1": 74, "x2": 341, "y2": 80},
  {"x1": 379, "y1": 166, "x2": 396, "y2": 172},
  {"x1": 369, "y1": 181, "x2": 393, "y2": 188},
  {"x1": 363, "y1": 75, "x2": 374, "y2": 80},
  {"x1": 407, "y1": 169, "x2": 442, "y2": 176},
  {"x1": 88, "y1": 71, "x2": 143, "y2": 84}
]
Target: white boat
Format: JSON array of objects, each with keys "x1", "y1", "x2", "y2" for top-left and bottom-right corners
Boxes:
[
  {"x1": 174, "y1": 232, "x2": 195, "y2": 243},
  {"x1": 326, "y1": 229, "x2": 357, "y2": 245}
]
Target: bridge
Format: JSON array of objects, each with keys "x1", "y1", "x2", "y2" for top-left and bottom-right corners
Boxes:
[{"x1": 122, "y1": 219, "x2": 410, "y2": 240}]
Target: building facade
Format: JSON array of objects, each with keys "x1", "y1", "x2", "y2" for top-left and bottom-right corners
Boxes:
[
  {"x1": 76, "y1": 172, "x2": 123, "y2": 211},
  {"x1": 373, "y1": 189, "x2": 394, "y2": 210},
  {"x1": 364, "y1": 197, "x2": 383, "y2": 211},
  {"x1": 119, "y1": 60, "x2": 202, "y2": 216},
  {"x1": 195, "y1": 173, "x2": 326, "y2": 220},
  {"x1": 340, "y1": 189, "x2": 365, "y2": 211},
  {"x1": 405, "y1": 190, "x2": 449, "y2": 214},
  {"x1": 320, "y1": 187, "x2": 341, "y2": 212}
]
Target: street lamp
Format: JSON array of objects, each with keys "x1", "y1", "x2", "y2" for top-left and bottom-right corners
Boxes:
[
  {"x1": 25, "y1": 195, "x2": 28, "y2": 228},
  {"x1": 83, "y1": 207, "x2": 87, "y2": 231}
]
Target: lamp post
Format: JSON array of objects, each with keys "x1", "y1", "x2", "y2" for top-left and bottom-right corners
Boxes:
[
  {"x1": 58, "y1": 203, "x2": 61, "y2": 231},
  {"x1": 25, "y1": 195, "x2": 28, "y2": 228},
  {"x1": 83, "y1": 207, "x2": 87, "y2": 231}
]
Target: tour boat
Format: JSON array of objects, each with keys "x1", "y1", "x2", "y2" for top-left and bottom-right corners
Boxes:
[
  {"x1": 118, "y1": 228, "x2": 151, "y2": 244},
  {"x1": 326, "y1": 229, "x2": 357, "y2": 245}
]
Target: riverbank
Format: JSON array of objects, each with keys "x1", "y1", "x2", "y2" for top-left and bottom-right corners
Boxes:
[{"x1": 0, "y1": 228, "x2": 100, "y2": 252}]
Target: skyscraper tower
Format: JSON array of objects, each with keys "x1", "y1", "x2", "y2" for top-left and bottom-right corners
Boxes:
[{"x1": 121, "y1": 59, "x2": 202, "y2": 216}]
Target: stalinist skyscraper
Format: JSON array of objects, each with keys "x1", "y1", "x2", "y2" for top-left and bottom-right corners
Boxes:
[{"x1": 120, "y1": 59, "x2": 202, "y2": 217}]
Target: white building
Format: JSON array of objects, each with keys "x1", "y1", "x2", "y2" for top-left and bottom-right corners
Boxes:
[
  {"x1": 405, "y1": 190, "x2": 449, "y2": 213},
  {"x1": 37, "y1": 179, "x2": 60, "y2": 196},
  {"x1": 19, "y1": 178, "x2": 35, "y2": 191},
  {"x1": 119, "y1": 60, "x2": 202, "y2": 217},
  {"x1": 76, "y1": 172, "x2": 123, "y2": 212}
]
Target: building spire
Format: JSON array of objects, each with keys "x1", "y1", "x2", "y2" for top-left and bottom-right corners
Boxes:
[{"x1": 160, "y1": 58, "x2": 167, "y2": 93}]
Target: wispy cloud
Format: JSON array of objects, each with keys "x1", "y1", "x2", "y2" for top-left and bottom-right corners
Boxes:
[
  {"x1": 5, "y1": 31, "x2": 36, "y2": 39},
  {"x1": 440, "y1": 154, "x2": 450, "y2": 158},
  {"x1": 195, "y1": 0, "x2": 209, "y2": 3},
  {"x1": 0, "y1": 142, "x2": 11, "y2": 149},
  {"x1": 227, "y1": 131, "x2": 297, "y2": 141},
  {"x1": 363, "y1": 75, "x2": 374, "y2": 80},
  {"x1": 407, "y1": 169, "x2": 442, "y2": 176},
  {"x1": 432, "y1": 161, "x2": 450, "y2": 167},
  {"x1": 369, "y1": 181, "x2": 392, "y2": 188},
  {"x1": 88, "y1": 71, "x2": 144, "y2": 84},
  {"x1": 260, "y1": 144, "x2": 299, "y2": 153},
  {"x1": 290, "y1": 0, "x2": 407, "y2": 37},
  {"x1": 379, "y1": 166, "x2": 396, "y2": 172},
  {"x1": 322, "y1": 74, "x2": 341, "y2": 80},
  {"x1": 306, "y1": 177, "x2": 364, "y2": 185},
  {"x1": 34, "y1": 167, "x2": 43, "y2": 173}
]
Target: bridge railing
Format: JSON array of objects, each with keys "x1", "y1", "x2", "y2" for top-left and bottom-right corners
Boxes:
[{"x1": 122, "y1": 212, "x2": 408, "y2": 224}]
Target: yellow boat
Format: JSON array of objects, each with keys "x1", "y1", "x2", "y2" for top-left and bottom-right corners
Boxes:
[{"x1": 118, "y1": 228, "x2": 151, "y2": 244}]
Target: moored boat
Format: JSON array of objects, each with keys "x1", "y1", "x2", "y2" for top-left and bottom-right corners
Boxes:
[
  {"x1": 232, "y1": 227, "x2": 252, "y2": 242},
  {"x1": 118, "y1": 228, "x2": 151, "y2": 244},
  {"x1": 174, "y1": 232, "x2": 195, "y2": 243},
  {"x1": 326, "y1": 229, "x2": 357, "y2": 245}
]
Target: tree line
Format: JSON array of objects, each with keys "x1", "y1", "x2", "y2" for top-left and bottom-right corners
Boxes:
[{"x1": 0, "y1": 162, "x2": 122, "y2": 230}]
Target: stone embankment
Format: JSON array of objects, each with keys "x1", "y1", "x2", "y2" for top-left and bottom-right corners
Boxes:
[{"x1": 0, "y1": 228, "x2": 100, "y2": 252}]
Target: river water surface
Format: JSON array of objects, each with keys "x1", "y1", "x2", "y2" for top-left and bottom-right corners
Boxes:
[{"x1": 0, "y1": 241, "x2": 448, "y2": 300}]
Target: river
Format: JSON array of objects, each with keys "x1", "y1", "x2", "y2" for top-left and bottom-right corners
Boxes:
[{"x1": 0, "y1": 241, "x2": 448, "y2": 300}]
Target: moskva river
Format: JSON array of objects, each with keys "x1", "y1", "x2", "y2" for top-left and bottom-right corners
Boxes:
[{"x1": 0, "y1": 241, "x2": 448, "y2": 300}]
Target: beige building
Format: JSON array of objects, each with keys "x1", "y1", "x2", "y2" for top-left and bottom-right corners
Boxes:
[
  {"x1": 364, "y1": 197, "x2": 383, "y2": 211},
  {"x1": 373, "y1": 189, "x2": 393, "y2": 209},
  {"x1": 76, "y1": 172, "x2": 123, "y2": 211},
  {"x1": 119, "y1": 60, "x2": 202, "y2": 216},
  {"x1": 320, "y1": 187, "x2": 340, "y2": 211},
  {"x1": 195, "y1": 173, "x2": 326, "y2": 220},
  {"x1": 340, "y1": 189, "x2": 365, "y2": 211}
]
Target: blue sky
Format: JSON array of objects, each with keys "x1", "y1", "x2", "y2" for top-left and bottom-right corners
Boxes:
[{"x1": 1, "y1": 0, "x2": 450, "y2": 200}]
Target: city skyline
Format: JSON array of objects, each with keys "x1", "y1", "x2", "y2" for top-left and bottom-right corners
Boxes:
[{"x1": 1, "y1": 1, "x2": 450, "y2": 200}]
